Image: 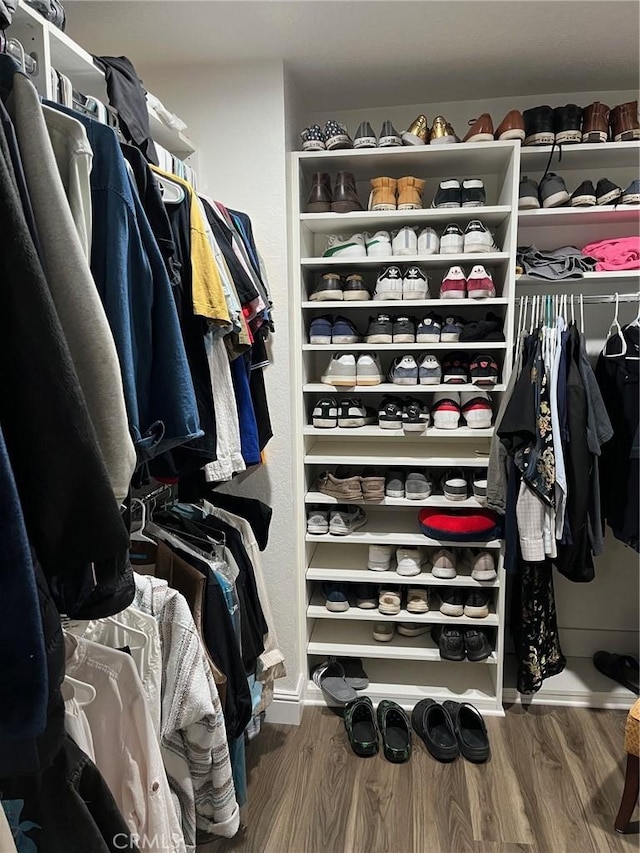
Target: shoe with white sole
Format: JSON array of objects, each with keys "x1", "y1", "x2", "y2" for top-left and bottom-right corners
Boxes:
[
  {"x1": 309, "y1": 315, "x2": 333, "y2": 344},
  {"x1": 432, "y1": 179, "x2": 461, "y2": 208},
  {"x1": 461, "y1": 179, "x2": 486, "y2": 208},
  {"x1": 432, "y1": 548, "x2": 457, "y2": 579},
  {"x1": 338, "y1": 398, "x2": 377, "y2": 428},
  {"x1": 402, "y1": 398, "x2": 430, "y2": 431},
  {"x1": 385, "y1": 468, "x2": 406, "y2": 497},
  {"x1": 373, "y1": 622, "x2": 396, "y2": 642},
  {"x1": 419, "y1": 354, "x2": 442, "y2": 385},
  {"x1": 329, "y1": 506, "x2": 367, "y2": 536},
  {"x1": 472, "y1": 471, "x2": 488, "y2": 505},
  {"x1": 323, "y1": 233, "x2": 367, "y2": 258},
  {"x1": 331, "y1": 316, "x2": 361, "y2": 344},
  {"x1": 418, "y1": 227, "x2": 440, "y2": 255},
  {"x1": 321, "y1": 353, "x2": 357, "y2": 386},
  {"x1": 622, "y1": 179, "x2": 640, "y2": 205},
  {"x1": 471, "y1": 550, "x2": 497, "y2": 581},
  {"x1": 467, "y1": 266, "x2": 496, "y2": 299},
  {"x1": 378, "y1": 587, "x2": 402, "y2": 615},
  {"x1": 443, "y1": 468, "x2": 469, "y2": 501},
  {"x1": 379, "y1": 120, "x2": 403, "y2": 147},
  {"x1": 378, "y1": 398, "x2": 404, "y2": 430},
  {"x1": 464, "y1": 589, "x2": 491, "y2": 619},
  {"x1": 396, "y1": 547, "x2": 425, "y2": 577},
  {"x1": 392, "y1": 316, "x2": 416, "y2": 343},
  {"x1": 440, "y1": 223, "x2": 464, "y2": 254},
  {"x1": 374, "y1": 266, "x2": 403, "y2": 300},
  {"x1": 364, "y1": 230, "x2": 392, "y2": 257},
  {"x1": 463, "y1": 221, "x2": 499, "y2": 253},
  {"x1": 596, "y1": 178, "x2": 623, "y2": 206},
  {"x1": 307, "y1": 507, "x2": 329, "y2": 534},
  {"x1": 539, "y1": 173, "x2": 570, "y2": 209},
  {"x1": 442, "y1": 354, "x2": 469, "y2": 384},
  {"x1": 470, "y1": 353, "x2": 499, "y2": 386},
  {"x1": 321, "y1": 581, "x2": 350, "y2": 612},
  {"x1": 440, "y1": 266, "x2": 467, "y2": 299},
  {"x1": 312, "y1": 397, "x2": 338, "y2": 428},
  {"x1": 355, "y1": 583, "x2": 379, "y2": 608},
  {"x1": 300, "y1": 124, "x2": 326, "y2": 151},
  {"x1": 432, "y1": 391, "x2": 461, "y2": 429},
  {"x1": 368, "y1": 543, "x2": 394, "y2": 571},
  {"x1": 392, "y1": 226, "x2": 418, "y2": 256},
  {"x1": 389, "y1": 355, "x2": 419, "y2": 385},
  {"x1": 405, "y1": 471, "x2": 433, "y2": 500},
  {"x1": 406, "y1": 587, "x2": 430, "y2": 613},
  {"x1": 310, "y1": 272, "x2": 343, "y2": 301},
  {"x1": 417, "y1": 314, "x2": 442, "y2": 342},
  {"x1": 519, "y1": 176, "x2": 540, "y2": 210},
  {"x1": 403, "y1": 266, "x2": 430, "y2": 299},
  {"x1": 356, "y1": 353, "x2": 384, "y2": 385},
  {"x1": 397, "y1": 622, "x2": 430, "y2": 637},
  {"x1": 441, "y1": 315, "x2": 464, "y2": 342},
  {"x1": 343, "y1": 273, "x2": 371, "y2": 301},
  {"x1": 438, "y1": 588, "x2": 464, "y2": 617},
  {"x1": 324, "y1": 120, "x2": 352, "y2": 150},
  {"x1": 366, "y1": 314, "x2": 393, "y2": 343},
  {"x1": 460, "y1": 390, "x2": 493, "y2": 429}
]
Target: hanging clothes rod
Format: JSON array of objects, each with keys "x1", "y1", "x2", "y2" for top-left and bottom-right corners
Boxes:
[{"x1": 515, "y1": 292, "x2": 640, "y2": 304}]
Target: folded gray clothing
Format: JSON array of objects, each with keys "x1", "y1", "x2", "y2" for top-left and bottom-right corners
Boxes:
[{"x1": 517, "y1": 245, "x2": 597, "y2": 280}]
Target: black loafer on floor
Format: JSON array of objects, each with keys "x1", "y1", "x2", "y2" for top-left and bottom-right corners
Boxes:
[
  {"x1": 344, "y1": 696, "x2": 378, "y2": 757},
  {"x1": 443, "y1": 700, "x2": 490, "y2": 763},
  {"x1": 376, "y1": 700, "x2": 411, "y2": 763},
  {"x1": 411, "y1": 698, "x2": 459, "y2": 762}
]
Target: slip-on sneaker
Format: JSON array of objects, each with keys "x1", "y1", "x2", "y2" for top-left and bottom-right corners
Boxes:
[
  {"x1": 411, "y1": 698, "x2": 460, "y2": 762},
  {"x1": 442, "y1": 700, "x2": 490, "y2": 763},
  {"x1": 376, "y1": 700, "x2": 412, "y2": 763},
  {"x1": 432, "y1": 624, "x2": 465, "y2": 661},
  {"x1": 344, "y1": 696, "x2": 379, "y2": 757}
]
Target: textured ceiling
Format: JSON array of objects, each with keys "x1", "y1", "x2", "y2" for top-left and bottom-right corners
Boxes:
[{"x1": 65, "y1": 0, "x2": 640, "y2": 110}]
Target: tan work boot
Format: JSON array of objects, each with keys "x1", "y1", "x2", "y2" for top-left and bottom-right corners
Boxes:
[
  {"x1": 397, "y1": 176, "x2": 425, "y2": 210},
  {"x1": 369, "y1": 176, "x2": 397, "y2": 211}
]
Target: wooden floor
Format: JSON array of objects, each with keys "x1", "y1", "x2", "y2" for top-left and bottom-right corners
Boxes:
[{"x1": 200, "y1": 704, "x2": 638, "y2": 853}]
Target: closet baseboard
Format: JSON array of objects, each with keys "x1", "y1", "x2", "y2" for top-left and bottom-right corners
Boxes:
[{"x1": 265, "y1": 675, "x2": 305, "y2": 726}]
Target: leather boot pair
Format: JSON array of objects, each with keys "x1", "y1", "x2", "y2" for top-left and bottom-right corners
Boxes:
[
  {"x1": 369, "y1": 176, "x2": 425, "y2": 211},
  {"x1": 306, "y1": 172, "x2": 363, "y2": 213},
  {"x1": 583, "y1": 100, "x2": 639, "y2": 143},
  {"x1": 611, "y1": 100, "x2": 640, "y2": 142}
]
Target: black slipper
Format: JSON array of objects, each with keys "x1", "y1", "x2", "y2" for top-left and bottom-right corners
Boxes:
[
  {"x1": 411, "y1": 698, "x2": 459, "y2": 762},
  {"x1": 337, "y1": 656, "x2": 369, "y2": 690},
  {"x1": 344, "y1": 696, "x2": 378, "y2": 757},
  {"x1": 377, "y1": 700, "x2": 411, "y2": 763},
  {"x1": 593, "y1": 651, "x2": 640, "y2": 695},
  {"x1": 443, "y1": 700, "x2": 490, "y2": 763}
]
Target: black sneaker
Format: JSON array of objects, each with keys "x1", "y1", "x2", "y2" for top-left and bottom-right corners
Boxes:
[
  {"x1": 338, "y1": 398, "x2": 377, "y2": 428},
  {"x1": 463, "y1": 628, "x2": 493, "y2": 661},
  {"x1": 470, "y1": 353, "x2": 499, "y2": 387},
  {"x1": 324, "y1": 120, "x2": 352, "y2": 150},
  {"x1": 310, "y1": 272, "x2": 343, "y2": 301},
  {"x1": 459, "y1": 313, "x2": 505, "y2": 343},
  {"x1": 343, "y1": 273, "x2": 370, "y2": 301},
  {"x1": 354, "y1": 121, "x2": 377, "y2": 149},
  {"x1": 378, "y1": 396, "x2": 404, "y2": 430},
  {"x1": 365, "y1": 314, "x2": 393, "y2": 344},
  {"x1": 402, "y1": 398, "x2": 429, "y2": 432},
  {"x1": 596, "y1": 178, "x2": 623, "y2": 206},
  {"x1": 461, "y1": 179, "x2": 486, "y2": 208},
  {"x1": 553, "y1": 104, "x2": 583, "y2": 144},
  {"x1": 392, "y1": 316, "x2": 416, "y2": 343},
  {"x1": 378, "y1": 120, "x2": 402, "y2": 147},
  {"x1": 442, "y1": 354, "x2": 470, "y2": 384},
  {"x1": 523, "y1": 105, "x2": 555, "y2": 146},
  {"x1": 432, "y1": 625, "x2": 465, "y2": 661},
  {"x1": 439, "y1": 588, "x2": 465, "y2": 616},
  {"x1": 312, "y1": 396, "x2": 338, "y2": 428},
  {"x1": 519, "y1": 176, "x2": 540, "y2": 210},
  {"x1": 464, "y1": 589, "x2": 491, "y2": 618},
  {"x1": 432, "y1": 179, "x2": 461, "y2": 209},
  {"x1": 570, "y1": 180, "x2": 597, "y2": 207}
]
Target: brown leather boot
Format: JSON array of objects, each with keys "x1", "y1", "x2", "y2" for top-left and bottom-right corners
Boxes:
[
  {"x1": 582, "y1": 102, "x2": 610, "y2": 143},
  {"x1": 369, "y1": 176, "x2": 397, "y2": 211},
  {"x1": 306, "y1": 172, "x2": 332, "y2": 213},
  {"x1": 331, "y1": 171, "x2": 364, "y2": 213},
  {"x1": 611, "y1": 100, "x2": 640, "y2": 142},
  {"x1": 397, "y1": 176, "x2": 425, "y2": 210}
]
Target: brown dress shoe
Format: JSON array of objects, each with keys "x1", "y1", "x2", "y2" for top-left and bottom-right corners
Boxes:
[
  {"x1": 306, "y1": 172, "x2": 332, "y2": 213},
  {"x1": 494, "y1": 110, "x2": 525, "y2": 141},
  {"x1": 611, "y1": 101, "x2": 640, "y2": 142},
  {"x1": 463, "y1": 113, "x2": 494, "y2": 143},
  {"x1": 369, "y1": 176, "x2": 398, "y2": 211},
  {"x1": 582, "y1": 102, "x2": 610, "y2": 143},
  {"x1": 332, "y1": 171, "x2": 364, "y2": 214}
]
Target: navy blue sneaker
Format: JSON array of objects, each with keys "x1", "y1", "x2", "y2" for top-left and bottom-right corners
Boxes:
[
  {"x1": 332, "y1": 316, "x2": 361, "y2": 344},
  {"x1": 622, "y1": 179, "x2": 640, "y2": 205},
  {"x1": 417, "y1": 313, "x2": 442, "y2": 342},
  {"x1": 309, "y1": 315, "x2": 333, "y2": 344},
  {"x1": 441, "y1": 316, "x2": 465, "y2": 342},
  {"x1": 321, "y1": 582, "x2": 350, "y2": 611}
]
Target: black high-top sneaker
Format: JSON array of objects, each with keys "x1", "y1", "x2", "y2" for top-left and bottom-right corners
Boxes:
[
  {"x1": 553, "y1": 104, "x2": 582, "y2": 144},
  {"x1": 523, "y1": 105, "x2": 554, "y2": 146}
]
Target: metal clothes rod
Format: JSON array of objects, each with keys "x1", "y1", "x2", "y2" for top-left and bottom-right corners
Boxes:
[{"x1": 515, "y1": 292, "x2": 640, "y2": 304}]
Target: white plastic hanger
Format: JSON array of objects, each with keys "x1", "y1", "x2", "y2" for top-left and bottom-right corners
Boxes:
[
  {"x1": 130, "y1": 498, "x2": 155, "y2": 543},
  {"x1": 104, "y1": 615, "x2": 148, "y2": 652},
  {"x1": 604, "y1": 293, "x2": 627, "y2": 358},
  {"x1": 155, "y1": 173, "x2": 185, "y2": 204},
  {"x1": 62, "y1": 675, "x2": 96, "y2": 707}
]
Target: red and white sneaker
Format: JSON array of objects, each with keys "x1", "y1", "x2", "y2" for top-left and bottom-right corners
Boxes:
[
  {"x1": 467, "y1": 265, "x2": 495, "y2": 299},
  {"x1": 432, "y1": 391, "x2": 461, "y2": 429},
  {"x1": 460, "y1": 390, "x2": 493, "y2": 429},
  {"x1": 440, "y1": 266, "x2": 467, "y2": 299}
]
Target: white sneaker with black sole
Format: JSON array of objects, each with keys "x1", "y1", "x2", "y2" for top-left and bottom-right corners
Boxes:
[
  {"x1": 374, "y1": 266, "x2": 403, "y2": 300},
  {"x1": 463, "y1": 221, "x2": 499, "y2": 253}
]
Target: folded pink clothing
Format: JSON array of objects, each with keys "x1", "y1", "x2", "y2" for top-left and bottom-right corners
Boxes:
[{"x1": 582, "y1": 237, "x2": 640, "y2": 271}]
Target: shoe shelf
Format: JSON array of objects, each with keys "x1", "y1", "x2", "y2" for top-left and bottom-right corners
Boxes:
[
  {"x1": 303, "y1": 427, "x2": 494, "y2": 439},
  {"x1": 307, "y1": 592, "x2": 499, "y2": 626},
  {"x1": 306, "y1": 530, "x2": 502, "y2": 549},
  {"x1": 301, "y1": 252, "x2": 509, "y2": 270},
  {"x1": 302, "y1": 342, "x2": 508, "y2": 351},
  {"x1": 303, "y1": 382, "x2": 506, "y2": 394},
  {"x1": 519, "y1": 140, "x2": 640, "y2": 173},
  {"x1": 304, "y1": 443, "x2": 491, "y2": 467},
  {"x1": 300, "y1": 206, "x2": 512, "y2": 234},
  {"x1": 301, "y1": 297, "x2": 510, "y2": 309},
  {"x1": 307, "y1": 622, "x2": 498, "y2": 666},
  {"x1": 305, "y1": 491, "x2": 489, "y2": 508}
]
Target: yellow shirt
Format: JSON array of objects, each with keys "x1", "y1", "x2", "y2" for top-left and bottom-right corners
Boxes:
[{"x1": 150, "y1": 166, "x2": 231, "y2": 326}]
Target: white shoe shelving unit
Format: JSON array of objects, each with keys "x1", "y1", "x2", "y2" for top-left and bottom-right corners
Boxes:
[{"x1": 290, "y1": 141, "x2": 521, "y2": 715}]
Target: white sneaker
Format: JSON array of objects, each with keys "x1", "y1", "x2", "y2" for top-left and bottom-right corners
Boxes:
[
  {"x1": 463, "y1": 221, "x2": 499, "y2": 253},
  {"x1": 374, "y1": 265, "x2": 403, "y2": 300},
  {"x1": 356, "y1": 353, "x2": 384, "y2": 385},
  {"x1": 471, "y1": 550, "x2": 497, "y2": 580},
  {"x1": 364, "y1": 230, "x2": 392, "y2": 257},
  {"x1": 460, "y1": 389, "x2": 493, "y2": 429},
  {"x1": 431, "y1": 548, "x2": 457, "y2": 578},
  {"x1": 406, "y1": 587, "x2": 430, "y2": 613},
  {"x1": 306, "y1": 508, "x2": 329, "y2": 535},
  {"x1": 396, "y1": 546, "x2": 425, "y2": 576},
  {"x1": 323, "y1": 233, "x2": 367, "y2": 258},
  {"x1": 321, "y1": 353, "x2": 356, "y2": 386},
  {"x1": 378, "y1": 588, "x2": 402, "y2": 615},
  {"x1": 440, "y1": 223, "x2": 464, "y2": 254},
  {"x1": 417, "y1": 227, "x2": 440, "y2": 255},
  {"x1": 368, "y1": 544, "x2": 394, "y2": 571},
  {"x1": 391, "y1": 226, "x2": 418, "y2": 256},
  {"x1": 403, "y1": 266, "x2": 429, "y2": 299},
  {"x1": 329, "y1": 506, "x2": 366, "y2": 536}
]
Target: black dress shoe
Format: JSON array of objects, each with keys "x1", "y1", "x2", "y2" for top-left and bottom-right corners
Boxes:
[
  {"x1": 411, "y1": 698, "x2": 459, "y2": 762},
  {"x1": 376, "y1": 700, "x2": 411, "y2": 763},
  {"x1": 344, "y1": 696, "x2": 379, "y2": 756},
  {"x1": 442, "y1": 701, "x2": 490, "y2": 763}
]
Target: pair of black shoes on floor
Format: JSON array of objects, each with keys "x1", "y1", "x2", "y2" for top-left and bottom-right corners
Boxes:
[{"x1": 412, "y1": 699, "x2": 490, "y2": 763}]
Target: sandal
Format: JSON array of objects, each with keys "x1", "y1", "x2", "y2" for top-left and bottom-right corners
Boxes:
[
  {"x1": 312, "y1": 659, "x2": 358, "y2": 708},
  {"x1": 443, "y1": 700, "x2": 490, "y2": 763},
  {"x1": 344, "y1": 696, "x2": 378, "y2": 757},
  {"x1": 593, "y1": 651, "x2": 640, "y2": 695},
  {"x1": 411, "y1": 698, "x2": 459, "y2": 762},
  {"x1": 336, "y1": 656, "x2": 369, "y2": 690}
]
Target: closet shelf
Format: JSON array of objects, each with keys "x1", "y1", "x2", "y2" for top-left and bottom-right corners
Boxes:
[
  {"x1": 303, "y1": 426, "x2": 494, "y2": 439},
  {"x1": 306, "y1": 531, "x2": 502, "y2": 549},
  {"x1": 304, "y1": 444, "x2": 491, "y2": 466},
  {"x1": 306, "y1": 621, "x2": 498, "y2": 664},
  {"x1": 304, "y1": 382, "x2": 506, "y2": 394},
  {"x1": 308, "y1": 593, "x2": 499, "y2": 625},
  {"x1": 302, "y1": 298, "x2": 510, "y2": 309},
  {"x1": 300, "y1": 207, "x2": 512, "y2": 234},
  {"x1": 302, "y1": 252, "x2": 509, "y2": 269},
  {"x1": 519, "y1": 140, "x2": 640, "y2": 172},
  {"x1": 518, "y1": 205, "x2": 640, "y2": 229},
  {"x1": 307, "y1": 567, "x2": 498, "y2": 588},
  {"x1": 305, "y1": 491, "x2": 488, "y2": 508},
  {"x1": 515, "y1": 270, "x2": 640, "y2": 295},
  {"x1": 302, "y1": 342, "x2": 508, "y2": 352}
]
